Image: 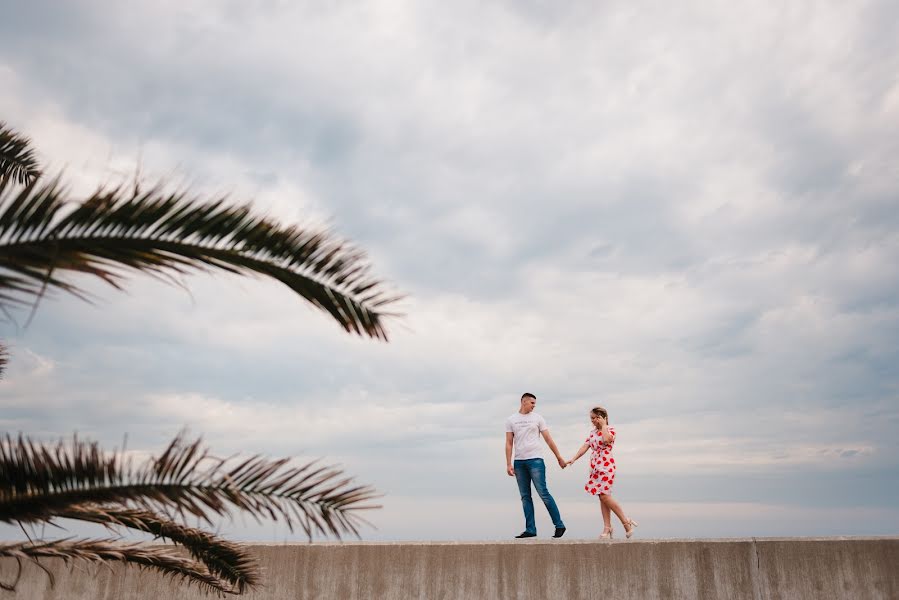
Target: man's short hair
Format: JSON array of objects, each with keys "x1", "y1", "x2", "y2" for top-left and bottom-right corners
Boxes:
[{"x1": 521, "y1": 392, "x2": 536, "y2": 401}]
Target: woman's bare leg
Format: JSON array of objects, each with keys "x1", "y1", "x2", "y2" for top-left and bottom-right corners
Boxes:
[
  {"x1": 599, "y1": 496, "x2": 612, "y2": 534},
  {"x1": 599, "y1": 493, "x2": 631, "y2": 531}
]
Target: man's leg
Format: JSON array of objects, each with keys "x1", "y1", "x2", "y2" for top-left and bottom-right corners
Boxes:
[
  {"x1": 513, "y1": 460, "x2": 536, "y2": 535},
  {"x1": 529, "y1": 459, "x2": 565, "y2": 529}
]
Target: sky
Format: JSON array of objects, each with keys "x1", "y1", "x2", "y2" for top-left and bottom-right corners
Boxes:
[{"x1": 1, "y1": 0, "x2": 897, "y2": 542}]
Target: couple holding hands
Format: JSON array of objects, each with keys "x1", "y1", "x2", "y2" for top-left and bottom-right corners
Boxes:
[{"x1": 504, "y1": 392, "x2": 638, "y2": 540}]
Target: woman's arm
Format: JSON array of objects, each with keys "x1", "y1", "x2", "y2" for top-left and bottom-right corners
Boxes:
[
  {"x1": 567, "y1": 443, "x2": 590, "y2": 465},
  {"x1": 597, "y1": 416, "x2": 615, "y2": 444},
  {"x1": 600, "y1": 423, "x2": 615, "y2": 444}
]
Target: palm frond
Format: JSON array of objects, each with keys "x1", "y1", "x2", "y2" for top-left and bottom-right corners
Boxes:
[
  {"x1": 0, "y1": 177, "x2": 402, "y2": 340},
  {"x1": 0, "y1": 538, "x2": 232, "y2": 595},
  {"x1": 0, "y1": 433, "x2": 381, "y2": 540},
  {"x1": 0, "y1": 342, "x2": 7, "y2": 379},
  {"x1": 58, "y1": 506, "x2": 260, "y2": 593},
  {"x1": 0, "y1": 123, "x2": 41, "y2": 186}
]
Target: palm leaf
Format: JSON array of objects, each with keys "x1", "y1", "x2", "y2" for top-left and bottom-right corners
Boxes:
[
  {"x1": 0, "y1": 176, "x2": 401, "y2": 339},
  {"x1": 0, "y1": 433, "x2": 381, "y2": 540},
  {"x1": 0, "y1": 123, "x2": 41, "y2": 186},
  {"x1": 0, "y1": 342, "x2": 7, "y2": 378},
  {"x1": 58, "y1": 506, "x2": 260, "y2": 593},
  {"x1": 0, "y1": 538, "x2": 232, "y2": 595}
]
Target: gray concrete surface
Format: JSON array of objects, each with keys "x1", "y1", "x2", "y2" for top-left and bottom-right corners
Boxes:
[{"x1": 1, "y1": 537, "x2": 896, "y2": 599}]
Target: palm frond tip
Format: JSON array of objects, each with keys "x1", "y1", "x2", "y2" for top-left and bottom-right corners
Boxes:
[
  {"x1": 59, "y1": 506, "x2": 260, "y2": 593},
  {"x1": 0, "y1": 343, "x2": 7, "y2": 379},
  {"x1": 0, "y1": 178, "x2": 402, "y2": 339},
  {"x1": 0, "y1": 433, "x2": 381, "y2": 539},
  {"x1": 0, "y1": 122, "x2": 42, "y2": 186},
  {"x1": 0, "y1": 538, "x2": 234, "y2": 595}
]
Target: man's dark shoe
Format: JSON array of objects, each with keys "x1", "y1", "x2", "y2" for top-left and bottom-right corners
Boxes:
[
  {"x1": 515, "y1": 532, "x2": 537, "y2": 538},
  {"x1": 553, "y1": 527, "x2": 566, "y2": 538}
]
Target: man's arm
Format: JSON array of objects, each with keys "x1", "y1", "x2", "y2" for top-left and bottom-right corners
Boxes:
[
  {"x1": 541, "y1": 430, "x2": 567, "y2": 469},
  {"x1": 505, "y1": 432, "x2": 515, "y2": 476}
]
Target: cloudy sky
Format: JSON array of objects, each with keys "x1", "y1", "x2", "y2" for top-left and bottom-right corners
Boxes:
[{"x1": 1, "y1": 0, "x2": 897, "y2": 542}]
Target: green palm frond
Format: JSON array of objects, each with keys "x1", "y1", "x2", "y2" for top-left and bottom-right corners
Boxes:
[
  {"x1": 58, "y1": 506, "x2": 260, "y2": 593},
  {"x1": 0, "y1": 433, "x2": 380, "y2": 539},
  {"x1": 0, "y1": 123, "x2": 41, "y2": 186},
  {"x1": 0, "y1": 538, "x2": 231, "y2": 595},
  {"x1": 0, "y1": 176, "x2": 401, "y2": 339}
]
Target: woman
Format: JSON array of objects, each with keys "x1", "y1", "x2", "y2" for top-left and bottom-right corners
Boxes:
[{"x1": 567, "y1": 406, "x2": 638, "y2": 539}]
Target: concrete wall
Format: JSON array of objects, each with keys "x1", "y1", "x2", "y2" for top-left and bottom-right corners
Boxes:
[{"x1": 2, "y1": 537, "x2": 896, "y2": 600}]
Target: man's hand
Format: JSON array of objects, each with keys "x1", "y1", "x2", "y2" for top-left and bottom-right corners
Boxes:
[
  {"x1": 557, "y1": 456, "x2": 567, "y2": 469},
  {"x1": 507, "y1": 465, "x2": 515, "y2": 476}
]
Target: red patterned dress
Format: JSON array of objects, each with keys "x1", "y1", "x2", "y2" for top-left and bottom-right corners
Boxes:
[{"x1": 584, "y1": 427, "x2": 616, "y2": 496}]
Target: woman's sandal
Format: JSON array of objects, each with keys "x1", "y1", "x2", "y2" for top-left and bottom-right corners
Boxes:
[
  {"x1": 599, "y1": 527, "x2": 613, "y2": 539},
  {"x1": 624, "y1": 519, "x2": 639, "y2": 539}
]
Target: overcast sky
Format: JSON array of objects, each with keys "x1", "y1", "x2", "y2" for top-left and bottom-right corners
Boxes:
[{"x1": 1, "y1": 0, "x2": 897, "y2": 542}]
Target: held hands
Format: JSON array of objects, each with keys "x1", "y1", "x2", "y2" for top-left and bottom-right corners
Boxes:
[
  {"x1": 557, "y1": 456, "x2": 567, "y2": 469},
  {"x1": 507, "y1": 465, "x2": 515, "y2": 476}
]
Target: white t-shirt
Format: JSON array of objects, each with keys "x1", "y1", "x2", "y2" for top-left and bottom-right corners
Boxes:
[{"x1": 505, "y1": 411, "x2": 548, "y2": 460}]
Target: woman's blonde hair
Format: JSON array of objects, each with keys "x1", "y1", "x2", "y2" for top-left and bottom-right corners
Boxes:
[{"x1": 590, "y1": 406, "x2": 609, "y2": 423}]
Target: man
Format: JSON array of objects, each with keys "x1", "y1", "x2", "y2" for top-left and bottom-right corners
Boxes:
[{"x1": 505, "y1": 392, "x2": 567, "y2": 538}]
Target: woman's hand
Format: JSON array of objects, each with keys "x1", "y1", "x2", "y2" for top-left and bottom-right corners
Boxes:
[{"x1": 596, "y1": 415, "x2": 607, "y2": 428}]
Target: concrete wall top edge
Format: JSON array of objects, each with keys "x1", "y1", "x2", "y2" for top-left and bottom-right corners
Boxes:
[{"x1": 240, "y1": 535, "x2": 899, "y2": 547}]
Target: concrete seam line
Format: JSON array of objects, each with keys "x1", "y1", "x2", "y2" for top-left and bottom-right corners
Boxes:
[{"x1": 749, "y1": 537, "x2": 763, "y2": 600}]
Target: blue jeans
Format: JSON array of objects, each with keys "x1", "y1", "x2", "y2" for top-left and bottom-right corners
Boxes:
[{"x1": 514, "y1": 458, "x2": 565, "y2": 534}]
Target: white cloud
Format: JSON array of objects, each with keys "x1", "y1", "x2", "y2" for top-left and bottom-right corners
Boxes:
[{"x1": 1, "y1": 0, "x2": 898, "y2": 541}]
